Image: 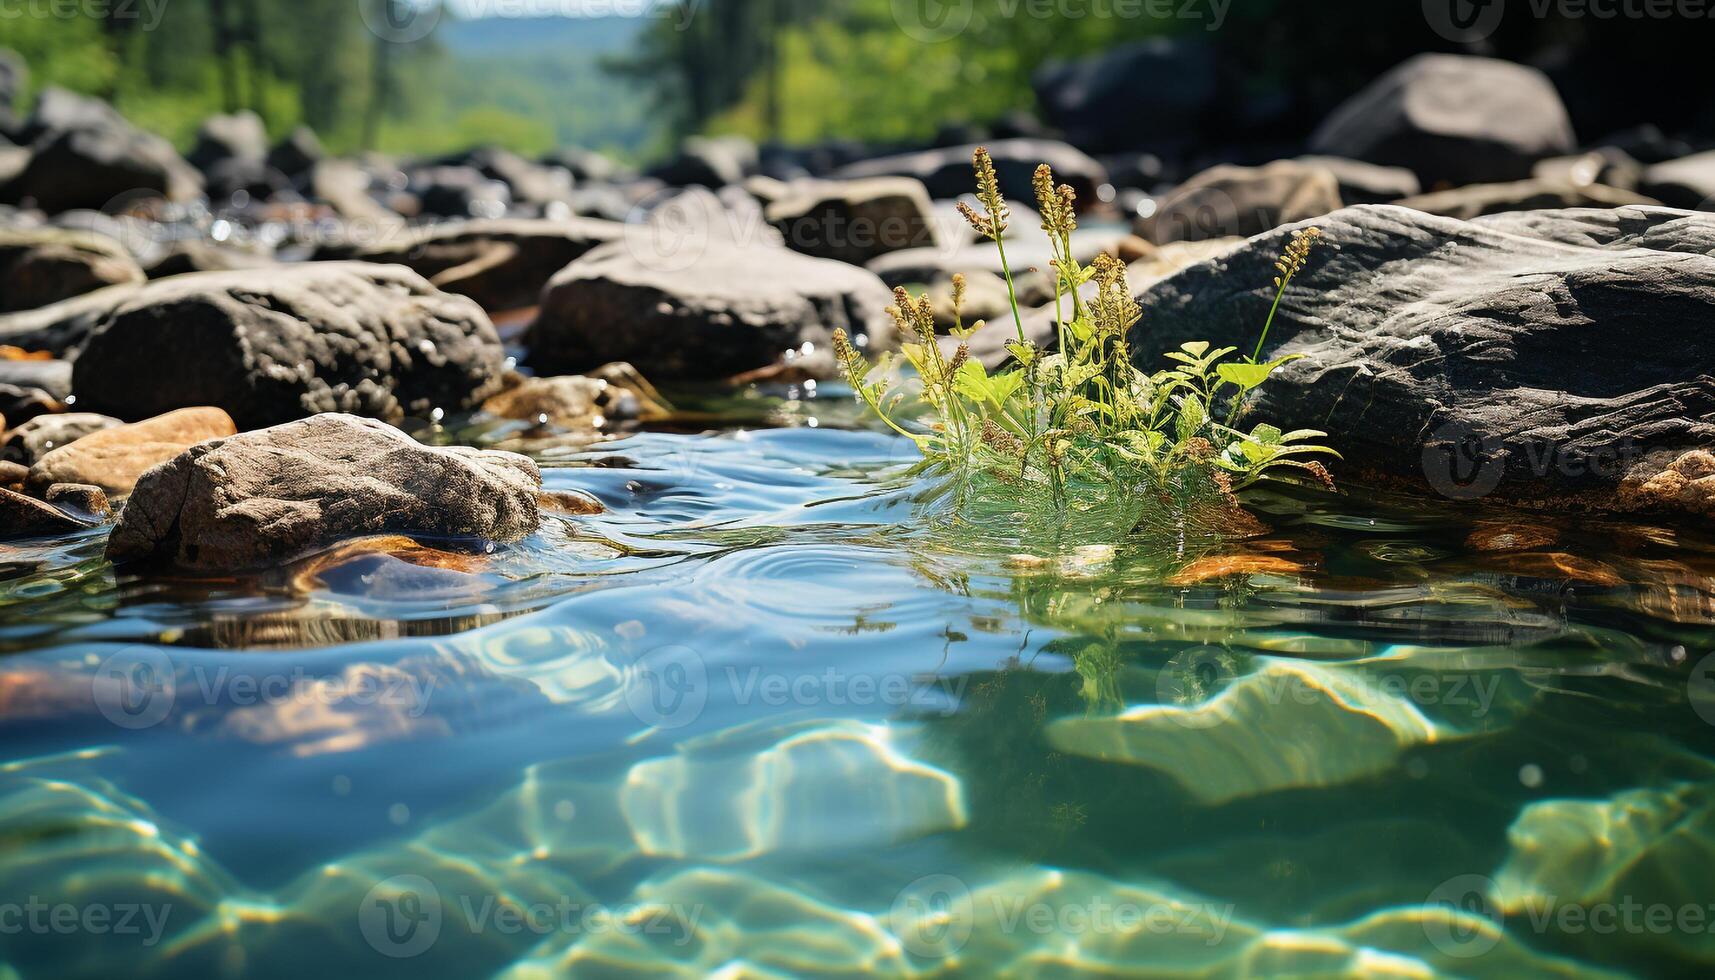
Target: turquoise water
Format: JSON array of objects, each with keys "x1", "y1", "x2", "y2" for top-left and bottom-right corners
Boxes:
[{"x1": 2, "y1": 384, "x2": 1714, "y2": 978}]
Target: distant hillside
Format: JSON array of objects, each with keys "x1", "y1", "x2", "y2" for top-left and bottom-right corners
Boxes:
[{"x1": 432, "y1": 15, "x2": 659, "y2": 159}]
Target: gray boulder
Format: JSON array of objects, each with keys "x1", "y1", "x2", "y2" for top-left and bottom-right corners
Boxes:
[
  {"x1": 2, "y1": 412, "x2": 122, "y2": 464},
  {"x1": 1294, "y1": 156, "x2": 1420, "y2": 205},
  {"x1": 1142, "y1": 160, "x2": 1343, "y2": 244},
  {"x1": 836, "y1": 139, "x2": 1107, "y2": 205},
  {"x1": 107, "y1": 413, "x2": 541, "y2": 570},
  {"x1": 267, "y1": 126, "x2": 324, "y2": 180},
  {"x1": 1309, "y1": 55, "x2": 1576, "y2": 189},
  {"x1": 1127, "y1": 204, "x2": 1715, "y2": 520},
  {"x1": 1033, "y1": 39, "x2": 1220, "y2": 155},
  {"x1": 0, "y1": 358, "x2": 70, "y2": 422},
  {"x1": 3, "y1": 91, "x2": 202, "y2": 212},
  {"x1": 530, "y1": 240, "x2": 896, "y2": 380},
  {"x1": 647, "y1": 136, "x2": 758, "y2": 189},
  {"x1": 766, "y1": 177, "x2": 937, "y2": 265},
  {"x1": 1639, "y1": 151, "x2": 1715, "y2": 210},
  {"x1": 1392, "y1": 179, "x2": 1659, "y2": 220},
  {"x1": 0, "y1": 282, "x2": 144, "y2": 356},
  {"x1": 187, "y1": 111, "x2": 269, "y2": 173},
  {"x1": 72, "y1": 264, "x2": 507, "y2": 428},
  {"x1": 0, "y1": 228, "x2": 145, "y2": 312},
  {"x1": 312, "y1": 217, "x2": 622, "y2": 312}
]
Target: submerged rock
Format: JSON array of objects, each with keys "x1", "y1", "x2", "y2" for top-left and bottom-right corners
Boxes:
[
  {"x1": 1128, "y1": 204, "x2": 1715, "y2": 522},
  {"x1": 1309, "y1": 54, "x2": 1577, "y2": 188},
  {"x1": 529, "y1": 240, "x2": 895, "y2": 380},
  {"x1": 0, "y1": 228, "x2": 145, "y2": 312},
  {"x1": 27, "y1": 407, "x2": 235, "y2": 495},
  {"x1": 107, "y1": 413, "x2": 541, "y2": 571},
  {"x1": 72, "y1": 263, "x2": 507, "y2": 428}
]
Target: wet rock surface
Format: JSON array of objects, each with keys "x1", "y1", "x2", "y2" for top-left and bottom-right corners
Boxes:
[
  {"x1": 27, "y1": 406, "x2": 236, "y2": 496},
  {"x1": 71, "y1": 263, "x2": 507, "y2": 428},
  {"x1": 108, "y1": 413, "x2": 542, "y2": 570},
  {"x1": 1127, "y1": 204, "x2": 1715, "y2": 519},
  {"x1": 529, "y1": 240, "x2": 896, "y2": 380}
]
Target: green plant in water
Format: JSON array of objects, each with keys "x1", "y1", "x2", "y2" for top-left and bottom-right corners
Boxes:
[{"x1": 833, "y1": 147, "x2": 1338, "y2": 521}]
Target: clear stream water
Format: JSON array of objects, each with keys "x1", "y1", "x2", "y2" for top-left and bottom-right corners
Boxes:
[{"x1": 1, "y1": 383, "x2": 1713, "y2": 978}]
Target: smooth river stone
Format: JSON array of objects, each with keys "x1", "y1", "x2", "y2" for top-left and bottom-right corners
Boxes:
[
  {"x1": 1492, "y1": 781, "x2": 1715, "y2": 966},
  {"x1": 618, "y1": 720, "x2": 967, "y2": 860},
  {"x1": 1045, "y1": 661, "x2": 1453, "y2": 804},
  {"x1": 502, "y1": 867, "x2": 912, "y2": 979}
]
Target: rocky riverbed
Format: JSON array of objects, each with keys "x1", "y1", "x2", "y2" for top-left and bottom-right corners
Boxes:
[{"x1": 1, "y1": 48, "x2": 1714, "y2": 569}]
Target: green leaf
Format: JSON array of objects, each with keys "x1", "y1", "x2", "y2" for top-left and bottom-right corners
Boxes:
[
  {"x1": 1215, "y1": 361, "x2": 1276, "y2": 391},
  {"x1": 1181, "y1": 341, "x2": 1210, "y2": 358}
]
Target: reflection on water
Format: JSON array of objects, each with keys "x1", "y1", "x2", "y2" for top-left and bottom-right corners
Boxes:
[{"x1": 2, "y1": 385, "x2": 1714, "y2": 977}]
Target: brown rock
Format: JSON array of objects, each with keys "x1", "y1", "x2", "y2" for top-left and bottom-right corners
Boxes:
[
  {"x1": 44, "y1": 483, "x2": 111, "y2": 519},
  {"x1": 107, "y1": 413, "x2": 542, "y2": 571},
  {"x1": 28, "y1": 407, "x2": 236, "y2": 495},
  {"x1": 0, "y1": 485, "x2": 102, "y2": 539}
]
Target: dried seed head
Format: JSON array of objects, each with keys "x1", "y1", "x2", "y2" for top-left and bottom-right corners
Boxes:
[
  {"x1": 950, "y1": 273, "x2": 967, "y2": 314},
  {"x1": 1275, "y1": 226, "x2": 1323, "y2": 284},
  {"x1": 1305, "y1": 460, "x2": 1337, "y2": 490},
  {"x1": 981, "y1": 418, "x2": 1026, "y2": 458},
  {"x1": 948, "y1": 343, "x2": 970, "y2": 376},
  {"x1": 973, "y1": 146, "x2": 1009, "y2": 237},
  {"x1": 955, "y1": 200, "x2": 993, "y2": 239}
]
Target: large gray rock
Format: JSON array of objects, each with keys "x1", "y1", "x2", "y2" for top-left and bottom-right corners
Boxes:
[
  {"x1": 647, "y1": 135, "x2": 758, "y2": 189},
  {"x1": 1142, "y1": 160, "x2": 1343, "y2": 244},
  {"x1": 1639, "y1": 151, "x2": 1715, "y2": 210},
  {"x1": 1294, "y1": 156, "x2": 1420, "y2": 205},
  {"x1": 1032, "y1": 39, "x2": 1220, "y2": 155},
  {"x1": 835, "y1": 139, "x2": 1107, "y2": 205},
  {"x1": 312, "y1": 217, "x2": 622, "y2": 312},
  {"x1": 1392, "y1": 179, "x2": 1659, "y2": 220},
  {"x1": 766, "y1": 177, "x2": 937, "y2": 266},
  {"x1": 0, "y1": 228, "x2": 145, "y2": 312},
  {"x1": 107, "y1": 413, "x2": 541, "y2": 570},
  {"x1": 1309, "y1": 55, "x2": 1576, "y2": 189},
  {"x1": 72, "y1": 264, "x2": 507, "y2": 428},
  {"x1": 2, "y1": 91, "x2": 202, "y2": 213},
  {"x1": 2, "y1": 412, "x2": 122, "y2": 464},
  {"x1": 186, "y1": 111, "x2": 269, "y2": 173},
  {"x1": 1127, "y1": 205, "x2": 1715, "y2": 520},
  {"x1": 0, "y1": 282, "x2": 144, "y2": 356},
  {"x1": 0, "y1": 358, "x2": 70, "y2": 423},
  {"x1": 529, "y1": 240, "x2": 896, "y2": 380}
]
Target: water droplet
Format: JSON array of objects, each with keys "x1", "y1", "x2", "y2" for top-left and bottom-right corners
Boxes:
[
  {"x1": 430, "y1": 407, "x2": 444, "y2": 423},
  {"x1": 553, "y1": 800, "x2": 577, "y2": 821},
  {"x1": 1519, "y1": 764, "x2": 1545, "y2": 789},
  {"x1": 388, "y1": 803, "x2": 410, "y2": 825}
]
